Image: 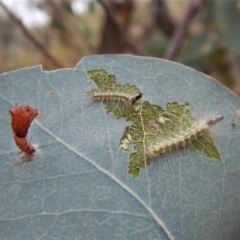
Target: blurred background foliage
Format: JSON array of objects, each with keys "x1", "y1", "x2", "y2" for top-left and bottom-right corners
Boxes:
[{"x1": 0, "y1": 0, "x2": 240, "y2": 94}]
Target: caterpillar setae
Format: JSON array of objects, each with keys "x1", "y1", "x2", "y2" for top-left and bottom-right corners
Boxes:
[
  {"x1": 88, "y1": 89, "x2": 143, "y2": 107},
  {"x1": 146, "y1": 115, "x2": 224, "y2": 158}
]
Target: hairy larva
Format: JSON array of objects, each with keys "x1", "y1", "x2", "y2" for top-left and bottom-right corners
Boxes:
[
  {"x1": 9, "y1": 105, "x2": 38, "y2": 160},
  {"x1": 147, "y1": 115, "x2": 224, "y2": 158},
  {"x1": 89, "y1": 89, "x2": 143, "y2": 107}
]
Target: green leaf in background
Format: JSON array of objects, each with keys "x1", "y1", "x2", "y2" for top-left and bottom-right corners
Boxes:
[
  {"x1": 145, "y1": 35, "x2": 169, "y2": 58},
  {"x1": 0, "y1": 55, "x2": 240, "y2": 239},
  {"x1": 214, "y1": 0, "x2": 240, "y2": 54}
]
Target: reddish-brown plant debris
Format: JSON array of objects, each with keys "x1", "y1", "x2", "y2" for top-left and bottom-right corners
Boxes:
[{"x1": 9, "y1": 105, "x2": 38, "y2": 158}]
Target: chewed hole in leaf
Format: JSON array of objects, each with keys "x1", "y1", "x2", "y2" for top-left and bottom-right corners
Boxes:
[{"x1": 87, "y1": 69, "x2": 226, "y2": 178}]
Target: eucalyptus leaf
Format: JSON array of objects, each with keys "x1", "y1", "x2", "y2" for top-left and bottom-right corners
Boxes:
[{"x1": 1, "y1": 55, "x2": 240, "y2": 239}]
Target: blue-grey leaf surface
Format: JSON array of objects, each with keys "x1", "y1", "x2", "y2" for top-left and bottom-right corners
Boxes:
[{"x1": 0, "y1": 55, "x2": 240, "y2": 240}]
